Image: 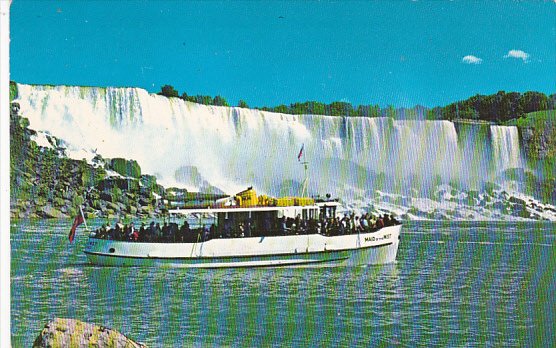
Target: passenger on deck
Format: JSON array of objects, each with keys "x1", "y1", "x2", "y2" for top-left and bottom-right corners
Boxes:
[
  {"x1": 308, "y1": 219, "x2": 318, "y2": 234},
  {"x1": 107, "y1": 226, "x2": 114, "y2": 240},
  {"x1": 390, "y1": 214, "x2": 399, "y2": 225},
  {"x1": 361, "y1": 214, "x2": 369, "y2": 231},
  {"x1": 377, "y1": 216, "x2": 385, "y2": 229},
  {"x1": 368, "y1": 215, "x2": 376, "y2": 230},
  {"x1": 319, "y1": 219, "x2": 326, "y2": 236},
  {"x1": 180, "y1": 221, "x2": 190, "y2": 242},
  {"x1": 131, "y1": 226, "x2": 139, "y2": 241},
  {"x1": 262, "y1": 216, "x2": 272, "y2": 236},
  {"x1": 98, "y1": 224, "x2": 108, "y2": 239},
  {"x1": 223, "y1": 219, "x2": 232, "y2": 238},
  {"x1": 202, "y1": 225, "x2": 211, "y2": 241},
  {"x1": 162, "y1": 222, "x2": 169, "y2": 242},
  {"x1": 341, "y1": 214, "x2": 350, "y2": 235},
  {"x1": 122, "y1": 224, "x2": 128, "y2": 240},
  {"x1": 329, "y1": 218, "x2": 339, "y2": 236},
  {"x1": 350, "y1": 213, "x2": 356, "y2": 232},
  {"x1": 299, "y1": 218, "x2": 308, "y2": 234},
  {"x1": 294, "y1": 214, "x2": 302, "y2": 234},
  {"x1": 279, "y1": 217, "x2": 288, "y2": 234},
  {"x1": 128, "y1": 223, "x2": 136, "y2": 241},
  {"x1": 112, "y1": 222, "x2": 121, "y2": 240},
  {"x1": 286, "y1": 217, "x2": 294, "y2": 232},
  {"x1": 245, "y1": 218, "x2": 252, "y2": 237},
  {"x1": 384, "y1": 214, "x2": 391, "y2": 226},
  {"x1": 147, "y1": 222, "x2": 155, "y2": 242},
  {"x1": 354, "y1": 216, "x2": 363, "y2": 232},
  {"x1": 169, "y1": 222, "x2": 179, "y2": 242},
  {"x1": 138, "y1": 223, "x2": 146, "y2": 242},
  {"x1": 154, "y1": 223, "x2": 162, "y2": 242}
]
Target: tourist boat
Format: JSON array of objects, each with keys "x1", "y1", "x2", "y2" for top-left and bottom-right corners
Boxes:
[{"x1": 84, "y1": 188, "x2": 401, "y2": 268}]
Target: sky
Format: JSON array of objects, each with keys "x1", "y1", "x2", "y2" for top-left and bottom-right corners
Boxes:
[{"x1": 10, "y1": 0, "x2": 556, "y2": 108}]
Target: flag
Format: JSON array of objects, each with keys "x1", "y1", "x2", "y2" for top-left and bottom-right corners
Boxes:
[
  {"x1": 68, "y1": 210, "x2": 84, "y2": 243},
  {"x1": 297, "y1": 144, "x2": 304, "y2": 161}
]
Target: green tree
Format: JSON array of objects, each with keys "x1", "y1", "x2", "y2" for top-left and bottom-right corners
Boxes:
[
  {"x1": 273, "y1": 105, "x2": 290, "y2": 114},
  {"x1": 520, "y1": 91, "x2": 549, "y2": 114},
  {"x1": 158, "y1": 85, "x2": 179, "y2": 98},
  {"x1": 329, "y1": 101, "x2": 353, "y2": 116},
  {"x1": 238, "y1": 99, "x2": 249, "y2": 108},
  {"x1": 9, "y1": 81, "x2": 18, "y2": 101},
  {"x1": 548, "y1": 94, "x2": 556, "y2": 110},
  {"x1": 213, "y1": 95, "x2": 229, "y2": 107},
  {"x1": 385, "y1": 105, "x2": 397, "y2": 118}
]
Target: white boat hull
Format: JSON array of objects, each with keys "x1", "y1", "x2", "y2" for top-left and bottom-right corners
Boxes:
[{"x1": 84, "y1": 225, "x2": 401, "y2": 268}]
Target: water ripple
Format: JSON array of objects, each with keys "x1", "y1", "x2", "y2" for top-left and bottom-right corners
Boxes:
[{"x1": 10, "y1": 220, "x2": 555, "y2": 347}]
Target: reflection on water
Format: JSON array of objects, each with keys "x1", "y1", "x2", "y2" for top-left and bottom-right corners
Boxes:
[{"x1": 11, "y1": 219, "x2": 555, "y2": 347}]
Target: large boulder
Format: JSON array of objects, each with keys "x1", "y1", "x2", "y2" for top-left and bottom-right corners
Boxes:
[
  {"x1": 37, "y1": 205, "x2": 69, "y2": 219},
  {"x1": 33, "y1": 318, "x2": 146, "y2": 348}
]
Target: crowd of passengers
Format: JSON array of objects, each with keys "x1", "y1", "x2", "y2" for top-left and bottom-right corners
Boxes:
[{"x1": 92, "y1": 213, "x2": 400, "y2": 243}]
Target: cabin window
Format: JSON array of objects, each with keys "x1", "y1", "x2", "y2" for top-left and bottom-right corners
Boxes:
[
  {"x1": 320, "y1": 205, "x2": 336, "y2": 219},
  {"x1": 309, "y1": 209, "x2": 317, "y2": 219}
]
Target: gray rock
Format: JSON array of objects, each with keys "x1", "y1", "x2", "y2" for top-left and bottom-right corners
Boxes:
[
  {"x1": 37, "y1": 205, "x2": 69, "y2": 219},
  {"x1": 138, "y1": 197, "x2": 150, "y2": 206},
  {"x1": 33, "y1": 318, "x2": 146, "y2": 348},
  {"x1": 106, "y1": 202, "x2": 120, "y2": 212},
  {"x1": 508, "y1": 196, "x2": 527, "y2": 206},
  {"x1": 521, "y1": 125, "x2": 555, "y2": 160}
]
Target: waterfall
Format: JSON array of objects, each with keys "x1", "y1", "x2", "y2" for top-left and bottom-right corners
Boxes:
[
  {"x1": 490, "y1": 125, "x2": 523, "y2": 173},
  {"x1": 14, "y1": 84, "x2": 526, "y2": 199}
]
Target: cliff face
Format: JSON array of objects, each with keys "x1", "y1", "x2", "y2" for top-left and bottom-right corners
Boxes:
[
  {"x1": 9, "y1": 102, "x2": 166, "y2": 219},
  {"x1": 517, "y1": 110, "x2": 556, "y2": 179},
  {"x1": 521, "y1": 126, "x2": 555, "y2": 161}
]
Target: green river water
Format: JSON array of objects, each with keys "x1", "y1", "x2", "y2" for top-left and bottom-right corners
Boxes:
[{"x1": 11, "y1": 220, "x2": 555, "y2": 347}]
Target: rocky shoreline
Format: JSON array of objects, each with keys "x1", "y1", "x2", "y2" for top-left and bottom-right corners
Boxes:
[{"x1": 10, "y1": 102, "x2": 222, "y2": 220}]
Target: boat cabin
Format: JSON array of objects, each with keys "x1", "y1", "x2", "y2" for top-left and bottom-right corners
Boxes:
[{"x1": 168, "y1": 201, "x2": 342, "y2": 238}]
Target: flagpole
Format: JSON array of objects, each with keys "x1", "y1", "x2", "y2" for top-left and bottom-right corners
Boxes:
[
  {"x1": 79, "y1": 205, "x2": 89, "y2": 231},
  {"x1": 298, "y1": 144, "x2": 309, "y2": 198}
]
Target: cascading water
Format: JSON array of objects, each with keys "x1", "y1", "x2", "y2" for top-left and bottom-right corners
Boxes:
[
  {"x1": 15, "y1": 84, "x2": 526, "y2": 202},
  {"x1": 490, "y1": 125, "x2": 523, "y2": 173}
]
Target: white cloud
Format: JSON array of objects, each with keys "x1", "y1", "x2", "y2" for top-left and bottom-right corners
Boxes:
[
  {"x1": 462, "y1": 55, "x2": 483, "y2": 64},
  {"x1": 504, "y1": 49, "x2": 530, "y2": 62}
]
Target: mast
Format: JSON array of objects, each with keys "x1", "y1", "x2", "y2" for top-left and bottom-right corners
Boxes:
[
  {"x1": 299, "y1": 160, "x2": 309, "y2": 198},
  {"x1": 297, "y1": 143, "x2": 309, "y2": 197}
]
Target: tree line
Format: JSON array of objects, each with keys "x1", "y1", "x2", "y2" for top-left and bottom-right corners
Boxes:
[
  {"x1": 157, "y1": 84, "x2": 555, "y2": 122},
  {"x1": 429, "y1": 91, "x2": 556, "y2": 122},
  {"x1": 158, "y1": 85, "x2": 230, "y2": 107}
]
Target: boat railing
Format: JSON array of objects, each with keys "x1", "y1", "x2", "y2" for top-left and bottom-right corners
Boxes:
[{"x1": 90, "y1": 219, "x2": 401, "y2": 244}]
